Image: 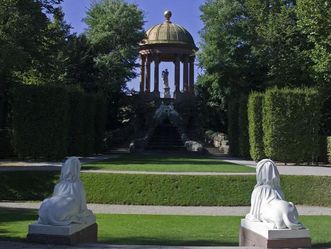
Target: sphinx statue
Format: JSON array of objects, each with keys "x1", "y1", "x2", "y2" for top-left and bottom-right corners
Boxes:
[
  {"x1": 246, "y1": 159, "x2": 303, "y2": 230},
  {"x1": 38, "y1": 157, "x2": 96, "y2": 226}
]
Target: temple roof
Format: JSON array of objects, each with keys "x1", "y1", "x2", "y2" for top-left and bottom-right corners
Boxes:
[{"x1": 140, "y1": 11, "x2": 198, "y2": 51}]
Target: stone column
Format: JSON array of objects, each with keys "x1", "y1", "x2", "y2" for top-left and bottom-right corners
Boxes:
[
  {"x1": 174, "y1": 56, "x2": 180, "y2": 96},
  {"x1": 154, "y1": 57, "x2": 160, "y2": 96},
  {"x1": 145, "y1": 56, "x2": 151, "y2": 93},
  {"x1": 189, "y1": 57, "x2": 195, "y2": 94},
  {"x1": 139, "y1": 55, "x2": 146, "y2": 93},
  {"x1": 183, "y1": 56, "x2": 189, "y2": 93}
]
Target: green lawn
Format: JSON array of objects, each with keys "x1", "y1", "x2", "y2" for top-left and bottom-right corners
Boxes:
[
  {"x1": 83, "y1": 154, "x2": 255, "y2": 173},
  {"x1": 0, "y1": 208, "x2": 330, "y2": 247}
]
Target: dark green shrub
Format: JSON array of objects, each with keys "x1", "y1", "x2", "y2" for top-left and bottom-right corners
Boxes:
[
  {"x1": 0, "y1": 93, "x2": 5, "y2": 128},
  {"x1": 12, "y1": 85, "x2": 69, "y2": 159},
  {"x1": 238, "y1": 95, "x2": 249, "y2": 157},
  {"x1": 227, "y1": 98, "x2": 239, "y2": 156},
  {"x1": 82, "y1": 94, "x2": 96, "y2": 155},
  {"x1": 0, "y1": 129, "x2": 14, "y2": 158},
  {"x1": 95, "y1": 94, "x2": 107, "y2": 153},
  {"x1": 228, "y1": 95, "x2": 249, "y2": 157},
  {"x1": 67, "y1": 88, "x2": 85, "y2": 156},
  {"x1": 248, "y1": 92, "x2": 265, "y2": 161},
  {"x1": 319, "y1": 135, "x2": 328, "y2": 162},
  {"x1": 328, "y1": 137, "x2": 331, "y2": 163},
  {"x1": 263, "y1": 88, "x2": 321, "y2": 163}
]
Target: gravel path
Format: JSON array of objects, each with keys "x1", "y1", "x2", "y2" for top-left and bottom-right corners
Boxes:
[
  {"x1": 1, "y1": 202, "x2": 331, "y2": 216},
  {"x1": 1, "y1": 153, "x2": 331, "y2": 176}
]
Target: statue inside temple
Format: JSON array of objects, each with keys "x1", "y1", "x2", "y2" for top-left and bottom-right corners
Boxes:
[{"x1": 162, "y1": 69, "x2": 171, "y2": 98}]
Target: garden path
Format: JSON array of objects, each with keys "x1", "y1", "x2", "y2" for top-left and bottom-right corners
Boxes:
[
  {"x1": 1, "y1": 202, "x2": 331, "y2": 216},
  {"x1": 0, "y1": 149, "x2": 331, "y2": 176}
]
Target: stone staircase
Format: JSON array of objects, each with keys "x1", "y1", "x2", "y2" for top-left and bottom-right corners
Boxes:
[{"x1": 146, "y1": 121, "x2": 185, "y2": 151}]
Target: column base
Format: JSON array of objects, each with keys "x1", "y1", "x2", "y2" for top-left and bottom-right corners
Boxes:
[
  {"x1": 239, "y1": 219, "x2": 311, "y2": 248},
  {"x1": 27, "y1": 222, "x2": 97, "y2": 245}
]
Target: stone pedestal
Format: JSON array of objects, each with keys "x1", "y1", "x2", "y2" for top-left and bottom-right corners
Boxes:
[
  {"x1": 239, "y1": 219, "x2": 311, "y2": 248},
  {"x1": 27, "y1": 221, "x2": 97, "y2": 245}
]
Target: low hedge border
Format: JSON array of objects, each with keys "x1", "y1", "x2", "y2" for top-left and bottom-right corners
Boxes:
[{"x1": 0, "y1": 172, "x2": 330, "y2": 207}]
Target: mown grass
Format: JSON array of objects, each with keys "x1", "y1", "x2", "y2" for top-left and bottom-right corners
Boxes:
[
  {"x1": 0, "y1": 208, "x2": 330, "y2": 247},
  {"x1": 0, "y1": 172, "x2": 330, "y2": 206},
  {"x1": 83, "y1": 154, "x2": 255, "y2": 173}
]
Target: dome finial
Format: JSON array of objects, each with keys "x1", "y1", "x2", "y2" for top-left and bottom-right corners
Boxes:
[{"x1": 164, "y1": 10, "x2": 172, "y2": 23}]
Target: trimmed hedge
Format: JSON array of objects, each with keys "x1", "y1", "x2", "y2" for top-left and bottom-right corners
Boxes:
[
  {"x1": 95, "y1": 94, "x2": 107, "y2": 153},
  {"x1": 12, "y1": 85, "x2": 69, "y2": 159},
  {"x1": 0, "y1": 93, "x2": 4, "y2": 128},
  {"x1": 67, "y1": 89, "x2": 86, "y2": 156},
  {"x1": 82, "y1": 94, "x2": 96, "y2": 156},
  {"x1": 0, "y1": 129, "x2": 14, "y2": 158},
  {"x1": 328, "y1": 137, "x2": 331, "y2": 163},
  {"x1": 1, "y1": 172, "x2": 330, "y2": 207},
  {"x1": 238, "y1": 95, "x2": 249, "y2": 157},
  {"x1": 228, "y1": 95, "x2": 249, "y2": 157},
  {"x1": 11, "y1": 85, "x2": 107, "y2": 159},
  {"x1": 248, "y1": 92, "x2": 265, "y2": 161},
  {"x1": 263, "y1": 88, "x2": 321, "y2": 163},
  {"x1": 227, "y1": 98, "x2": 239, "y2": 156}
]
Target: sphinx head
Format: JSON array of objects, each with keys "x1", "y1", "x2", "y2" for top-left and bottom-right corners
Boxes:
[
  {"x1": 60, "y1": 157, "x2": 81, "y2": 182},
  {"x1": 256, "y1": 159, "x2": 281, "y2": 189}
]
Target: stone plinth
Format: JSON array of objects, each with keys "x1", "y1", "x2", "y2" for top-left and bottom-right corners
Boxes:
[
  {"x1": 27, "y1": 221, "x2": 97, "y2": 245},
  {"x1": 239, "y1": 219, "x2": 311, "y2": 248}
]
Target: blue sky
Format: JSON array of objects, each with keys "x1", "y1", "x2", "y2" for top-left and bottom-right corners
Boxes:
[{"x1": 61, "y1": 0, "x2": 205, "y2": 93}]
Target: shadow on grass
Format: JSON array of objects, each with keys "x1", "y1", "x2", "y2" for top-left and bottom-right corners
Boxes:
[
  {"x1": 0, "y1": 208, "x2": 37, "y2": 241},
  {"x1": 0, "y1": 171, "x2": 57, "y2": 201},
  {"x1": 82, "y1": 155, "x2": 251, "y2": 171},
  {"x1": 312, "y1": 243, "x2": 331, "y2": 248},
  {"x1": 99, "y1": 236, "x2": 238, "y2": 246},
  {"x1": 0, "y1": 207, "x2": 37, "y2": 223}
]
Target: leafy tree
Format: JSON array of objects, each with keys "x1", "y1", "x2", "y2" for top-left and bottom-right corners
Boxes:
[
  {"x1": 199, "y1": 0, "x2": 260, "y2": 96},
  {"x1": 84, "y1": 0, "x2": 145, "y2": 93},
  {"x1": 17, "y1": 7, "x2": 72, "y2": 85},
  {"x1": 0, "y1": 0, "x2": 49, "y2": 127},
  {"x1": 296, "y1": 0, "x2": 331, "y2": 134},
  {"x1": 0, "y1": 0, "x2": 70, "y2": 128},
  {"x1": 246, "y1": 0, "x2": 313, "y2": 88},
  {"x1": 64, "y1": 34, "x2": 97, "y2": 92},
  {"x1": 198, "y1": 0, "x2": 262, "y2": 131},
  {"x1": 84, "y1": 0, "x2": 145, "y2": 129},
  {"x1": 198, "y1": 0, "x2": 315, "y2": 132}
]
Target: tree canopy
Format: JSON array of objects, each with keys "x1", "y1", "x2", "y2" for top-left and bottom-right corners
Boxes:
[
  {"x1": 84, "y1": 0, "x2": 145, "y2": 94},
  {"x1": 198, "y1": 0, "x2": 330, "y2": 132}
]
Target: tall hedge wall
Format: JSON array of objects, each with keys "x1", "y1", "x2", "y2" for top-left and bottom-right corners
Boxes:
[
  {"x1": 67, "y1": 89, "x2": 86, "y2": 156},
  {"x1": 0, "y1": 129, "x2": 14, "y2": 158},
  {"x1": 228, "y1": 95, "x2": 249, "y2": 157},
  {"x1": 328, "y1": 137, "x2": 331, "y2": 163},
  {"x1": 227, "y1": 98, "x2": 239, "y2": 156},
  {"x1": 12, "y1": 85, "x2": 69, "y2": 159},
  {"x1": 11, "y1": 85, "x2": 107, "y2": 159},
  {"x1": 238, "y1": 95, "x2": 249, "y2": 157},
  {"x1": 95, "y1": 95, "x2": 107, "y2": 153},
  {"x1": 82, "y1": 94, "x2": 96, "y2": 156},
  {"x1": 263, "y1": 88, "x2": 321, "y2": 163},
  {"x1": 248, "y1": 92, "x2": 265, "y2": 161},
  {"x1": 0, "y1": 94, "x2": 4, "y2": 128}
]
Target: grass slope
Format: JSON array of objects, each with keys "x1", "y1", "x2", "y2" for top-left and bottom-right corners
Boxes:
[
  {"x1": 0, "y1": 208, "x2": 330, "y2": 247},
  {"x1": 83, "y1": 154, "x2": 255, "y2": 173},
  {"x1": 0, "y1": 172, "x2": 330, "y2": 206}
]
